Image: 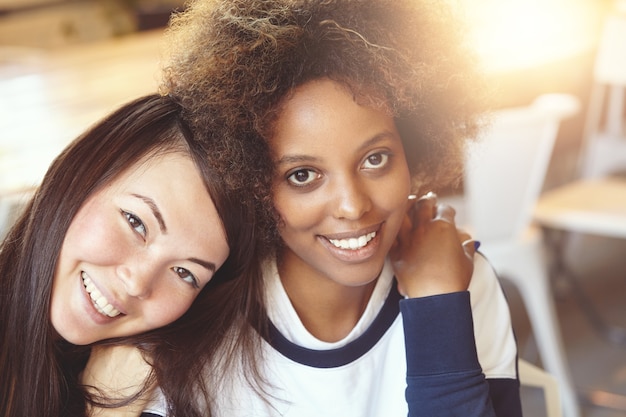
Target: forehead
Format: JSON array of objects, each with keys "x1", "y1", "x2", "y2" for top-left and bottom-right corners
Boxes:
[
  {"x1": 113, "y1": 151, "x2": 196, "y2": 189},
  {"x1": 100, "y1": 151, "x2": 224, "y2": 240},
  {"x1": 271, "y1": 79, "x2": 397, "y2": 152},
  {"x1": 280, "y1": 79, "x2": 391, "y2": 114},
  {"x1": 112, "y1": 147, "x2": 190, "y2": 180}
]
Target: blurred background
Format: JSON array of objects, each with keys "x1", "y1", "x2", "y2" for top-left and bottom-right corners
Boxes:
[
  {"x1": 0, "y1": 1, "x2": 624, "y2": 416},
  {"x1": 0, "y1": 0, "x2": 614, "y2": 192}
]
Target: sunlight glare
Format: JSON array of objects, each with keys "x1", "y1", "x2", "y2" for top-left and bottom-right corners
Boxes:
[{"x1": 466, "y1": 0, "x2": 606, "y2": 73}]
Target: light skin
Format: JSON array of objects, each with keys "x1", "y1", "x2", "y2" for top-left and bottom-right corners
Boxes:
[
  {"x1": 51, "y1": 151, "x2": 230, "y2": 346},
  {"x1": 83, "y1": 345, "x2": 154, "y2": 417},
  {"x1": 271, "y1": 78, "x2": 475, "y2": 342}
]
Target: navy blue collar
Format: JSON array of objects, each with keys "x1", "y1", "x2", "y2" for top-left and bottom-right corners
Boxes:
[{"x1": 263, "y1": 282, "x2": 402, "y2": 368}]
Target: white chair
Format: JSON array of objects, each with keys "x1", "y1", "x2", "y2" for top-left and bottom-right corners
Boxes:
[
  {"x1": 519, "y1": 358, "x2": 562, "y2": 417},
  {"x1": 577, "y1": 9, "x2": 626, "y2": 178},
  {"x1": 534, "y1": 176, "x2": 626, "y2": 344},
  {"x1": 460, "y1": 93, "x2": 581, "y2": 417},
  {"x1": 533, "y1": 176, "x2": 626, "y2": 412}
]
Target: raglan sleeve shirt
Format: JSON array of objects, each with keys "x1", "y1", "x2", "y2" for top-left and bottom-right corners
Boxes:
[
  {"x1": 138, "y1": 254, "x2": 522, "y2": 417},
  {"x1": 401, "y1": 253, "x2": 522, "y2": 417}
]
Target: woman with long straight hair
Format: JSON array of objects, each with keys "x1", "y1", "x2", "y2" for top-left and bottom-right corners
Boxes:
[{"x1": 0, "y1": 93, "x2": 265, "y2": 417}]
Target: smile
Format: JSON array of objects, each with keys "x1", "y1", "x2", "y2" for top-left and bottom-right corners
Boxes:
[
  {"x1": 328, "y1": 231, "x2": 376, "y2": 250},
  {"x1": 82, "y1": 272, "x2": 121, "y2": 318}
]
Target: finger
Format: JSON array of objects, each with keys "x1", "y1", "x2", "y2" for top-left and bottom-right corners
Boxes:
[
  {"x1": 461, "y1": 238, "x2": 481, "y2": 259},
  {"x1": 457, "y1": 229, "x2": 471, "y2": 244},
  {"x1": 458, "y1": 227, "x2": 475, "y2": 258},
  {"x1": 412, "y1": 191, "x2": 437, "y2": 225},
  {"x1": 416, "y1": 191, "x2": 437, "y2": 201},
  {"x1": 433, "y1": 203, "x2": 456, "y2": 225}
]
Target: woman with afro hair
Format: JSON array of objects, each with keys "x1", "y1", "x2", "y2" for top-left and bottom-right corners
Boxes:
[{"x1": 88, "y1": 1, "x2": 523, "y2": 416}]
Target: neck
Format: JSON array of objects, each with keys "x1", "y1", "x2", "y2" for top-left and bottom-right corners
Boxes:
[{"x1": 277, "y1": 252, "x2": 378, "y2": 343}]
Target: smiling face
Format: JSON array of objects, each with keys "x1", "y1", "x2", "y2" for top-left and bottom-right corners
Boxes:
[
  {"x1": 271, "y1": 79, "x2": 412, "y2": 291},
  {"x1": 51, "y1": 151, "x2": 230, "y2": 345}
]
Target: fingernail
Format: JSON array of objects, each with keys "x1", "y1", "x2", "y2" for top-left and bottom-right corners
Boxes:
[
  {"x1": 416, "y1": 191, "x2": 437, "y2": 201},
  {"x1": 474, "y1": 241, "x2": 481, "y2": 251}
]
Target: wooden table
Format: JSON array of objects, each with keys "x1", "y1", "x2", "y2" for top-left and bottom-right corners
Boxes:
[
  {"x1": 534, "y1": 177, "x2": 626, "y2": 239},
  {"x1": 0, "y1": 29, "x2": 165, "y2": 194}
]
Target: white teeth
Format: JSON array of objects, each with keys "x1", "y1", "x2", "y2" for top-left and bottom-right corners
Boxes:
[
  {"x1": 329, "y1": 232, "x2": 376, "y2": 250},
  {"x1": 81, "y1": 272, "x2": 121, "y2": 318}
]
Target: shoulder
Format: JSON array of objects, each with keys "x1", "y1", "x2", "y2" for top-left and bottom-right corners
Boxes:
[
  {"x1": 468, "y1": 252, "x2": 502, "y2": 303},
  {"x1": 469, "y1": 252, "x2": 518, "y2": 379}
]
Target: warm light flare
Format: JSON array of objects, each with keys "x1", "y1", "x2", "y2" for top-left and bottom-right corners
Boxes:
[{"x1": 465, "y1": 0, "x2": 609, "y2": 73}]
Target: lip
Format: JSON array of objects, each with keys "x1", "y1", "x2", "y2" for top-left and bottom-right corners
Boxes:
[
  {"x1": 323, "y1": 224, "x2": 381, "y2": 241},
  {"x1": 79, "y1": 272, "x2": 126, "y2": 324},
  {"x1": 318, "y1": 224, "x2": 383, "y2": 263}
]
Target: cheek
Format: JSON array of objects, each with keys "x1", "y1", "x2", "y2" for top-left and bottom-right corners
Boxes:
[
  {"x1": 376, "y1": 168, "x2": 412, "y2": 231},
  {"x1": 64, "y1": 205, "x2": 121, "y2": 263},
  {"x1": 144, "y1": 294, "x2": 195, "y2": 329},
  {"x1": 274, "y1": 189, "x2": 320, "y2": 232},
  {"x1": 378, "y1": 164, "x2": 412, "y2": 207}
]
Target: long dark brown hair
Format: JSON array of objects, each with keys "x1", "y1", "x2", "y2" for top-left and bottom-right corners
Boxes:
[{"x1": 0, "y1": 94, "x2": 266, "y2": 417}]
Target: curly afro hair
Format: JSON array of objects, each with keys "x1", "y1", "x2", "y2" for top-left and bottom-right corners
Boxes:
[{"x1": 161, "y1": 0, "x2": 490, "y2": 250}]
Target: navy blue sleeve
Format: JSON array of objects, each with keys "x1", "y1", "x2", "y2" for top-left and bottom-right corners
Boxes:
[{"x1": 401, "y1": 291, "x2": 499, "y2": 417}]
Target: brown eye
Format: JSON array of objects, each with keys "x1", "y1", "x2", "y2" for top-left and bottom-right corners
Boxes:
[
  {"x1": 363, "y1": 152, "x2": 389, "y2": 169},
  {"x1": 122, "y1": 210, "x2": 147, "y2": 238},
  {"x1": 287, "y1": 168, "x2": 320, "y2": 187},
  {"x1": 172, "y1": 266, "x2": 199, "y2": 289}
]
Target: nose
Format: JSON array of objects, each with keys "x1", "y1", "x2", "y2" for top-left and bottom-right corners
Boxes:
[
  {"x1": 332, "y1": 177, "x2": 372, "y2": 220},
  {"x1": 116, "y1": 262, "x2": 156, "y2": 299}
]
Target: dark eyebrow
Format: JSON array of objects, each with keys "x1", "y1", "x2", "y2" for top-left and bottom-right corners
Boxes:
[
  {"x1": 275, "y1": 131, "x2": 396, "y2": 166},
  {"x1": 276, "y1": 154, "x2": 318, "y2": 166},
  {"x1": 132, "y1": 193, "x2": 167, "y2": 233},
  {"x1": 357, "y1": 131, "x2": 397, "y2": 152},
  {"x1": 189, "y1": 258, "x2": 217, "y2": 273}
]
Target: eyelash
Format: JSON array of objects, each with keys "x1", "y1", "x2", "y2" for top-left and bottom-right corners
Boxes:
[
  {"x1": 172, "y1": 266, "x2": 200, "y2": 289},
  {"x1": 122, "y1": 210, "x2": 147, "y2": 238},
  {"x1": 286, "y1": 168, "x2": 320, "y2": 187},
  {"x1": 122, "y1": 210, "x2": 199, "y2": 289},
  {"x1": 284, "y1": 151, "x2": 391, "y2": 188},
  {"x1": 362, "y1": 152, "x2": 390, "y2": 170}
]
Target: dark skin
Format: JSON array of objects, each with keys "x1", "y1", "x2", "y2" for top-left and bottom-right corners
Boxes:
[
  {"x1": 268, "y1": 79, "x2": 476, "y2": 342},
  {"x1": 391, "y1": 193, "x2": 475, "y2": 298}
]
